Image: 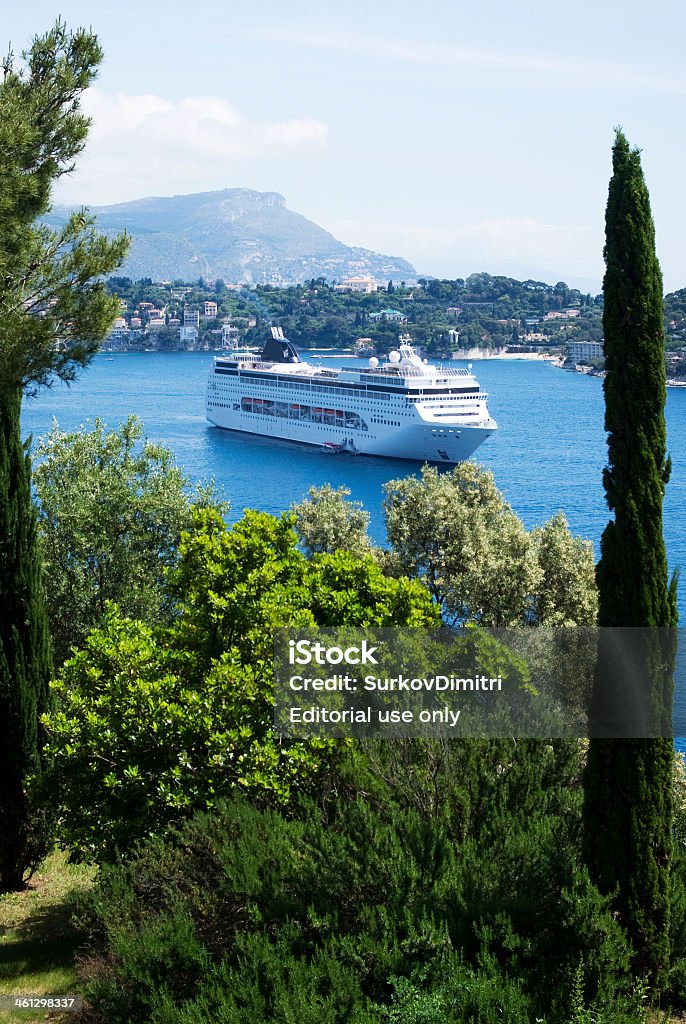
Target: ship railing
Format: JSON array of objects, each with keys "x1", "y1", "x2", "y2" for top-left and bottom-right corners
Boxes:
[{"x1": 358, "y1": 366, "x2": 473, "y2": 380}]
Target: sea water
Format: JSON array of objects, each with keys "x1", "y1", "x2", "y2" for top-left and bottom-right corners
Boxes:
[{"x1": 21, "y1": 352, "x2": 686, "y2": 605}]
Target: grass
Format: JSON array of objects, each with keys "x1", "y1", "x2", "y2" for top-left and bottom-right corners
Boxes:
[{"x1": 0, "y1": 852, "x2": 94, "y2": 1024}]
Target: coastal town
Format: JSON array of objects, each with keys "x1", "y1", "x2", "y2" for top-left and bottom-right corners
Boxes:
[{"x1": 102, "y1": 272, "x2": 686, "y2": 380}]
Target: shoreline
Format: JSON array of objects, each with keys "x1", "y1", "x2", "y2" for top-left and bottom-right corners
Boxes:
[
  {"x1": 100, "y1": 347, "x2": 560, "y2": 362},
  {"x1": 450, "y1": 351, "x2": 558, "y2": 362}
]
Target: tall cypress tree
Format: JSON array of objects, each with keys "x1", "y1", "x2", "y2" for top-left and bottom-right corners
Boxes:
[
  {"x1": 583, "y1": 130, "x2": 677, "y2": 988},
  {"x1": 0, "y1": 390, "x2": 52, "y2": 890},
  {"x1": 0, "y1": 23, "x2": 128, "y2": 891}
]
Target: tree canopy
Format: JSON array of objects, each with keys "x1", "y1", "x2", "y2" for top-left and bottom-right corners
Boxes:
[
  {"x1": 291, "y1": 483, "x2": 372, "y2": 558},
  {"x1": 0, "y1": 21, "x2": 128, "y2": 394},
  {"x1": 43, "y1": 508, "x2": 438, "y2": 860},
  {"x1": 383, "y1": 464, "x2": 598, "y2": 627},
  {"x1": 33, "y1": 415, "x2": 225, "y2": 665}
]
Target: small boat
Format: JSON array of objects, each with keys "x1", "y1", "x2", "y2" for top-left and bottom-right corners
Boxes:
[{"x1": 320, "y1": 438, "x2": 360, "y2": 455}]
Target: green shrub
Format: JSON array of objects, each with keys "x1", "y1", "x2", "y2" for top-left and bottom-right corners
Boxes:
[
  {"x1": 44, "y1": 509, "x2": 437, "y2": 862},
  {"x1": 74, "y1": 746, "x2": 638, "y2": 1024}
]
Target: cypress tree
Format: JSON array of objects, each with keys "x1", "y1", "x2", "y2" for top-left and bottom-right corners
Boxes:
[
  {"x1": 0, "y1": 23, "x2": 128, "y2": 890},
  {"x1": 583, "y1": 129, "x2": 677, "y2": 988},
  {"x1": 0, "y1": 389, "x2": 52, "y2": 891}
]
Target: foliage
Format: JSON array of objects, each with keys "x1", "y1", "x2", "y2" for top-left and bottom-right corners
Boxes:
[
  {"x1": 530, "y1": 512, "x2": 599, "y2": 626},
  {"x1": 43, "y1": 509, "x2": 437, "y2": 861},
  {"x1": 292, "y1": 483, "x2": 372, "y2": 558},
  {"x1": 71, "y1": 747, "x2": 642, "y2": 1024},
  {"x1": 383, "y1": 463, "x2": 597, "y2": 627},
  {"x1": 32, "y1": 415, "x2": 225, "y2": 665},
  {"x1": 583, "y1": 129, "x2": 678, "y2": 989},
  {"x1": 0, "y1": 391, "x2": 53, "y2": 892},
  {"x1": 0, "y1": 20, "x2": 128, "y2": 891},
  {"x1": 0, "y1": 21, "x2": 129, "y2": 394},
  {"x1": 596, "y1": 130, "x2": 675, "y2": 631},
  {"x1": 104, "y1": 272, "x2": 609, "y2": 355}
]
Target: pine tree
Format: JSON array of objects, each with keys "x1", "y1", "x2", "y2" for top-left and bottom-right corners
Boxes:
[
  {"x1": 583, "y1": 129, "x2": 677, "y2": 988},
  {"x1": 0, "y1": 22, "x2": 128, "y2": 890}
]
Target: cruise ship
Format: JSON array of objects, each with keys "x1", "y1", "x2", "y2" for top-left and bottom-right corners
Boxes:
[{"x1": 206, "y1": 329, "x2": 497, "y2": 462}]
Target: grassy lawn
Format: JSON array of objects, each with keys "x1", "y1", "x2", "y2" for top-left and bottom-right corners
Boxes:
[{"x1": 0, "y1": 852, "x2": 94, "y2": 1024}]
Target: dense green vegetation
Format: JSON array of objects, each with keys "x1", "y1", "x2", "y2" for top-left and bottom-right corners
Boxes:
[
  {"x1": 383, "y1": 465, "x2": 598, "y2": 627},
  {"x1": 42, "y1": 505, "x2": 437, "y2": 862},
  {"x1": 26, "y1": 420, "x2": 684, "y2": 1019},
  {"x1": 0, "y1": 390, "x2": 52, "y2": 892},
  {"x1": 72, "y1": 756, "x2": 648, "y2": 1024},
  {"x1": 292, "y1": 470, "x2": 599, "y2": 628},
  {"x1": 33, "y1": 416, "x2": 224, "y2": 666},
  {"x1": 1, "y1": 19, "x2": 682, "y2": 1022},
  {"x1": 583, "y1": 130, "x2": 679, "y2": 987},
  {"x1": 0, "y1": 22, "x2": 127, "y2": 893}
]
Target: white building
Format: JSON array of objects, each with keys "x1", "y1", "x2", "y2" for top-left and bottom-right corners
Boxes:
[
  {"x1": 221, "y1": 323, "x2": 240, "y2": 346},
  {"x1": 179, "y1": 325, "x2": 198, "y2": 345},
  {"x1": 568, "y1": 340, "x2": 604, "y2": 363},
  {"x1": 369, "y1": 309, "x2": 408, "y2": 324},
  {"x1": 335, "y1": 276, "x2": 379, "y2": 293},
  {"x1": 107, "y1": 318, "x2": 130, "y2": 348}
]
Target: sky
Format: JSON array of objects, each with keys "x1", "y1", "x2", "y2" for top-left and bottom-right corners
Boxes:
[{"x1": 4, "y1": 0, "x2": 686, "y2": 291}]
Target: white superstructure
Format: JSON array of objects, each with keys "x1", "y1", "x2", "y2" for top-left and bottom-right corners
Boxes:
[{"x1": 205, "y1": 330, "x2": 497, "y2": 462}]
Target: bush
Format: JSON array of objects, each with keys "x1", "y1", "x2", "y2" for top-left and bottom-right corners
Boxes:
[{"x1": 73, "y1": 744, "x2": 639, "y2": 1024}]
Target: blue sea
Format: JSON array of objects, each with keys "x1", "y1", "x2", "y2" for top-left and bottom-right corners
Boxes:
[
  {"x1": 21, "y1": 351, "x2": 686, "y2": 600},
  {"x1": 21, "y1": 351, "x2": 686, "y2": 741}
]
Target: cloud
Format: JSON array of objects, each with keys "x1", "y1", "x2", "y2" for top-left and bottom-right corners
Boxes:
[
  {"x1": 258, "y1": 28, "x2": 686, "y2": 95},
  {"x1": 54, "y1": 88, "x2": 328, "y2": 205}
]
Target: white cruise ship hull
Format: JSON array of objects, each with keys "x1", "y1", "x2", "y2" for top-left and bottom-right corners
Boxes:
[{"x1": 206, "y1": 405, "x2": 495, "y2": 462}]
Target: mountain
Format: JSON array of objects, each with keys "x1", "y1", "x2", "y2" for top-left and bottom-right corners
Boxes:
[{"x1": 45, "y1": 188, "x2": 416, "y2": 285}]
